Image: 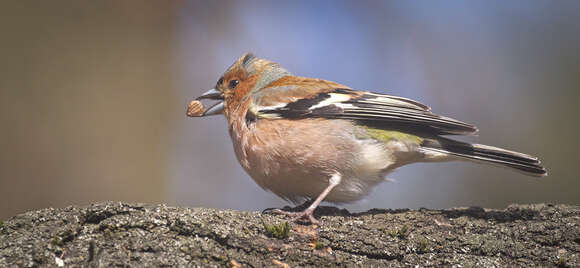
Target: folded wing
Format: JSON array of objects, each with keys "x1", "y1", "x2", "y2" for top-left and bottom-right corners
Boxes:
[{"x1": 256, "y1": 88, "x2": 478, "y2": 136}]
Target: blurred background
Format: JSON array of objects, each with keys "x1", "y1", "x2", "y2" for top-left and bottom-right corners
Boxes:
[{"x1": 1, "y1": 1, "x2": 578, "y2": 219}]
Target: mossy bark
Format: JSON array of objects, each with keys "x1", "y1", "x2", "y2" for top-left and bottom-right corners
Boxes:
[{"x1": 0, "y1": 202, "x2": 578, "y2": 267}]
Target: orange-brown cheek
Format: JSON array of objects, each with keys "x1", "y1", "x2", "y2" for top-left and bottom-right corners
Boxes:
[
  {"x1": 226, "y1": 75, "x2": 259, "y2": 110},
  {"x1": 235, "y1": 75, "x2": 259, "y2": 101}
]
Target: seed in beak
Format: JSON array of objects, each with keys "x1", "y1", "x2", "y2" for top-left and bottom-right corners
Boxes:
[{"x1": 186, "y1": 100, "x2": 205, "y2": 117}]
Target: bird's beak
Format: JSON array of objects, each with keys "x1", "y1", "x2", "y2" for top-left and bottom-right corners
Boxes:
[{"x1": 196, "y1": 88, "x2": 224, "y2": 116}]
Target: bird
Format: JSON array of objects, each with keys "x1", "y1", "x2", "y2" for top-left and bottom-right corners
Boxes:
[{"x1": 191, "y1": 53, "x2": 547, "y2": 224}]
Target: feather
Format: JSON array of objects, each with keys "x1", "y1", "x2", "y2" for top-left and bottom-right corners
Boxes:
[
  {"x1": 256, "y1": 88, "x2": 478, "y2": 135},
  {"x1": 420, "y1": 137, "x2": 547, "y2": 176}
]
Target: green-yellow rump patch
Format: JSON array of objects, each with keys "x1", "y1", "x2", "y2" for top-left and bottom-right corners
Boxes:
[{"x1": 363, "y1": 127, "x2": 423, "y2": 144}]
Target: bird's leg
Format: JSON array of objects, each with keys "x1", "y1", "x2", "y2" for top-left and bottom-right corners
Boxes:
[{"x1": 268, "y1": 172, "x2": 342, "y2": 225}]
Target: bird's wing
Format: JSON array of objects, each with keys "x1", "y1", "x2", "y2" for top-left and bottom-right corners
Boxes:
[{"x1": 253, "y1": 87, "x2": 478, "y2": 136}]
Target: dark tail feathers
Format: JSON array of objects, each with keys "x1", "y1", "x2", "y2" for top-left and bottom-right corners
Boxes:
[{"x1": 421, "y1": 138, "x2": 547, "y2": 177}]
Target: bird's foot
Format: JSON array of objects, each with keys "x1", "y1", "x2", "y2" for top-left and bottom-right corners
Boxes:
[{"x1": 264, "y1": 208, "x2": 319, "y2": 225}]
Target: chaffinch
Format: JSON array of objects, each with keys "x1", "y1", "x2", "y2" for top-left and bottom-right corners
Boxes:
[{"x1": 190, "y1": 53, "x2": 547, "y2": 224}]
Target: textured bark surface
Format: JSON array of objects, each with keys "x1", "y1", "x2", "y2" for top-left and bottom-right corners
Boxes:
[{"x1": 0, "y1": 202, "x2": 578, "y2": 267}]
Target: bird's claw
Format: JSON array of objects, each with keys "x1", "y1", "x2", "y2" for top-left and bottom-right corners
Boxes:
[{"x1": 264, "y1": 208, "x2": 319, "y2": 225}]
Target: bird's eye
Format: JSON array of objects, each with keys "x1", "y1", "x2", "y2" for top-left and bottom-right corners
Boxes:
[{"x1": 228, "y1": 79, "x2": 239, "y2": 89}]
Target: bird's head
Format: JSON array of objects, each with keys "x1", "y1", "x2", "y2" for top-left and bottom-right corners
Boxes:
[{"x1": 195, "y1": 53, "x2": 291, "y2": 119}]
